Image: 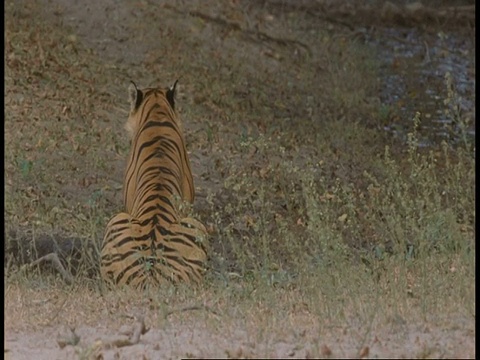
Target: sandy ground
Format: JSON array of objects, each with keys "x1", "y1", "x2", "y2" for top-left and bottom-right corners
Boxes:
[
  {"x1": 4, "y1": 288, "x2": 475, "y2": 359},
  {"x1": 5, "y1": 324, "x2": 475, "y2": 359}
]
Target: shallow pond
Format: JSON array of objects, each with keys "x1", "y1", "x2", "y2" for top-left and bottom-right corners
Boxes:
[{"x1": 368, "y1": 26, "x2": 475, "y2": 148}]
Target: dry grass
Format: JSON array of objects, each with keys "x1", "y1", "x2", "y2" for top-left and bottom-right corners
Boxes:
[{"x1": 4, "y1": 0, "x2": 475, "y2": 358}]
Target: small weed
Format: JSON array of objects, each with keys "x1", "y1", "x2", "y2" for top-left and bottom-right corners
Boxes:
[{"x1": 444, "y1": 71, "x2": 474, "y2": 149}]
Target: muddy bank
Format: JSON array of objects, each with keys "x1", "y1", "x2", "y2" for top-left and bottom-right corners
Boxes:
[{"x1": 263, "y1": 0, "x2": 475, "y2": 146}]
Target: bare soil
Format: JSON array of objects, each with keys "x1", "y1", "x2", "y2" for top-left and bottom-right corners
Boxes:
[{"x1": 4, "y1": 282, "x2": 476, "y2": 359}]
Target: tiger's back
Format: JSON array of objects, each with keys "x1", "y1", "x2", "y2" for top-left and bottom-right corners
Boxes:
[{"x1": 100, "y1": 82, "x2": 207, "y2": 288}]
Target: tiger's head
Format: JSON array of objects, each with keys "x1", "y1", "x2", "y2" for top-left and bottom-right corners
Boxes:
[{"x1": 125, "y1": 81, "x2": 179, "y2": 138}]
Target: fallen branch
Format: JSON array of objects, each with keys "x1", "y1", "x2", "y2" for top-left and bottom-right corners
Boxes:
[
  {"x1": 19, "y1": 252, "x2": 75, "y2": 285},
  {"x1": 265, "y1": 0, "x2": 475, "y2": 29},
  {"x1": 5, "y1": 228, "x2": 99, "y2": 283}
]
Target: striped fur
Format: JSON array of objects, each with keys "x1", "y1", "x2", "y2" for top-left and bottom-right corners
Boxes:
[{"x1": 100, "y1": 82, "x2": 207, "y2": 288}]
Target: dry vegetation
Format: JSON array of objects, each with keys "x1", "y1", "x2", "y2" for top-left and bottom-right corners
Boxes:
[{"x1": 4, "y1": 0, "x2": 475, "y2": 358}]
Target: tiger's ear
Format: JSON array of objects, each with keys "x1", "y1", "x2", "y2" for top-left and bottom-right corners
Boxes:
[
  {"x1": 128, "y1": 81, "x2": 143, "y2": 112},
  {"x1": 166, "y1": 80, "x2": 178, "y2": 110}
]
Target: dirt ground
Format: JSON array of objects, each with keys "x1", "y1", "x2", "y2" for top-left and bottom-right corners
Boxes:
[
  {"x1": 5, "y1": 0, "x2": 475, "y2": 358},
  {"x1": 4, "y1": 281, "x2": 476, "y2": 359},
  {"x1": 4, "y1": 317, "x2": 475, "y2": 359}
]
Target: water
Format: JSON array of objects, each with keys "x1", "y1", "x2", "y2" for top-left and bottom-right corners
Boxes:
[{"x1": 367, "y1": 27, "x2": 475, "y2": 147}]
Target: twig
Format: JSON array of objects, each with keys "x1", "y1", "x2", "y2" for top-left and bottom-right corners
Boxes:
[
  {"x1": 46, "y1": 296, "x2": 70, "y2": 326},
  {"x1": 103, "y1": 316, "x2": 149, "y2": 348},
  {"x1": 423, "y1": 40, "x2": 431, "y2": 63},
  {"x1": 164, "y1": 304, "x2": 221, "y2": 319},
  {"x1": 36, "y1": 33, "x2": 46, "y2": 66}
]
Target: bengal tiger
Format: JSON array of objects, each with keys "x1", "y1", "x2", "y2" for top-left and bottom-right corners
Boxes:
[{"x1": 100, "y1": 81, "x2": 208, "y2": 288}]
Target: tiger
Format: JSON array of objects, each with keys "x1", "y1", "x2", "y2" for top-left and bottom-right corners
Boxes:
[{"x1": 100, "y1": 81, "x2": 208, "y2": 288}]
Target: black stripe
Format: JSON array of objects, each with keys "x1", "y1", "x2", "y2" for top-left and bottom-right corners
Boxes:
[{"x1": 142, "y1": 119, "x2": 179, "y2": 132}]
